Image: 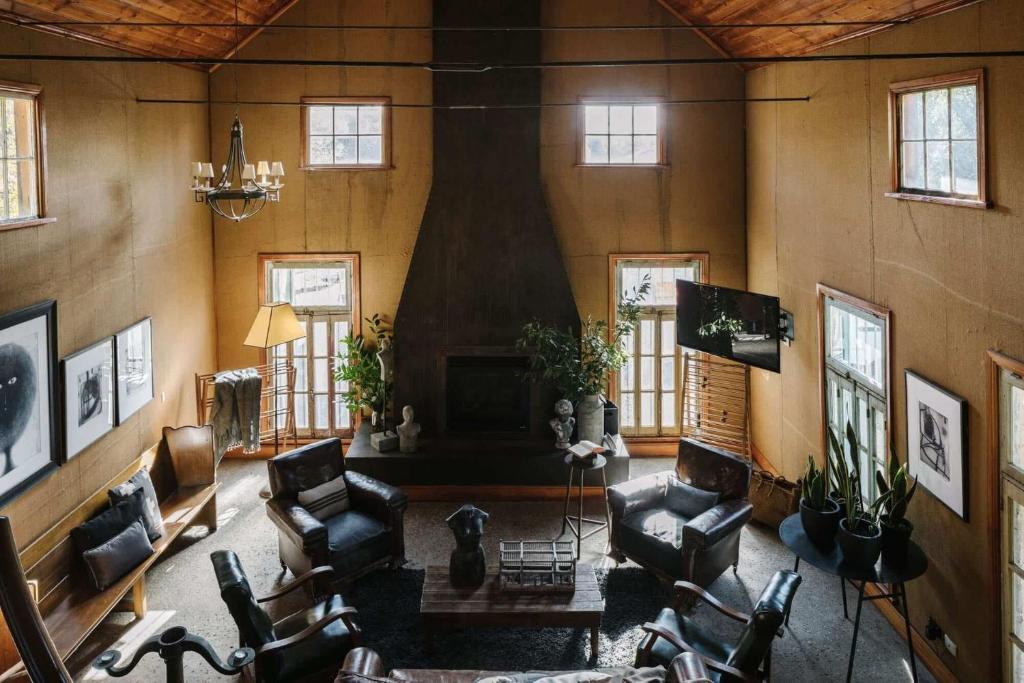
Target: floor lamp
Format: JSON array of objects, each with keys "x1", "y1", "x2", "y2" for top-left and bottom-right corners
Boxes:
[{"x1": 244, "y1": 302, "x2": 306, "y2": 498}]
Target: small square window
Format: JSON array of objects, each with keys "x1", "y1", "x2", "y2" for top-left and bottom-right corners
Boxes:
[
  {"x1": 580, "y1": 102, "x2": 663, "y2": 166},
  {"x1": 0, "y1": 83, "x2": 45, "y2": 229},
  {"x1": 888, "y1": 70, "x2": 986, "y2": 208},
  {"x1": 301, "y1": 98, "x2": 390, "y2": 169}
]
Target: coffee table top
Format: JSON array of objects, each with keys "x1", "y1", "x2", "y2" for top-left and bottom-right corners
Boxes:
[{"x1": 420, "y1": 563, "x2": 603, "y2": 618}]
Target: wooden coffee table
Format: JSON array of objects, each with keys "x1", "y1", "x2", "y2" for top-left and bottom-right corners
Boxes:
[{"x1": 420, "y1": 563, "x2": 604, "y2": 657}]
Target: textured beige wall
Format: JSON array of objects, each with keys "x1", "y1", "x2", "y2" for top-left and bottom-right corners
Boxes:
[
  {"x1": 211, "y1": 0, "x2": 747, "y2": 372},
  {"x1": 0, "y1": 27, "x2": 215, "y2": 548},
  {"x1": 746, "y1": 0, "x2": 1024, "y2": 676}
]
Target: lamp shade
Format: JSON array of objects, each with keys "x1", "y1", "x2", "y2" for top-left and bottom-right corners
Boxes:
[{"x1": 244, "y1": 302, "x2": 305, "y2": 349}]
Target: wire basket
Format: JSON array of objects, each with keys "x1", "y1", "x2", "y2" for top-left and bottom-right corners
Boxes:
[{"x1": 498, "y1": 540, "x2": 576, "y2": 593}]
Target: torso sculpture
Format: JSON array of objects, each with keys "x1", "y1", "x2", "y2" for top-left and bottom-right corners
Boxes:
[
  {"x1": 397, "y1": 405, "x2": 421, "y2": 453},
  {"x1": 446, "y1": 504, "x2": 489, "y2": 587},
  {"x1": 549, "y1": 398, "x2": 575, "y2": 450}
]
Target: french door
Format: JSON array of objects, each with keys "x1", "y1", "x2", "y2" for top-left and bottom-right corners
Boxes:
[{"x1": 997, "y1": 357, "x2": 1024, "y2": 682}]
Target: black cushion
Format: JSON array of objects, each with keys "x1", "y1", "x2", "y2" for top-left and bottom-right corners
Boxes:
[
  {"x1": 269, "y1": 438, "x2": 345, "y2": 498},
  {"x1": 109, "y1": 468, "x2": 165, "y2": 540},
  {"x1": 643, "y1": 607, "x2": 734, "y2": 670},
  {"x1": 71, "y1": 489, "x2": 148, "y2": 553},
  {"x1": 726, "y1": 570, "x2": 801, "y2": 672},
  {"x1": 617, "y1": 509, "x2": 688, "y2": 578},
  {"x1": 82, "y1": 520, "x2": 154, "y2": 590},
  {"x1": 664, "y1": 476, "x2": 720, "y2": 519},
  {"x1": 324, "y1": 511, "x2": 391, "y2": 577},
  {"x1": 272, "y1": 593, "x2": 354, "y2": 681},
  {"x1": 211, "y1": 550, "x2": 276, "y2": 648}
]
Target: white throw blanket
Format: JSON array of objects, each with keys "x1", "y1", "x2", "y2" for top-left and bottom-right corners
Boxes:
[{"x1": 210, "y1": 368, "x2": 262, "y2": 462}]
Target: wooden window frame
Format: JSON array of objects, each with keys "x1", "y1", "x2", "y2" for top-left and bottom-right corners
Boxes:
[
  {"x1": 816, "y1": 285, "x2": 893, "y2": 477},
  {"x1": 886, "y1": 68, "x2": 988, "y2": 209},
  {"x1": 608, "y1": 253, "x2": 709, "y2": 445},
  {"x1": 577, "y1": 97, "x2": 668, "y2": 168},
  {"x1": 299, "y1": 96, "x2": 392, "y2": 171},
  {"x1": 0, "y1": 79, "x2": 53, "y2": 233},
  {"x1": 257, "y1": 253, "x2": 362, "y2": 440}
]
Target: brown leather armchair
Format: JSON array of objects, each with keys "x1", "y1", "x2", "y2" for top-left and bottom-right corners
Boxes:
[
  {"x1": 608, "y1": 438, "x2": 752, "y2": 588},
  {"x1": 266, "y1": 438, "x2": 407, "y2": 586}
]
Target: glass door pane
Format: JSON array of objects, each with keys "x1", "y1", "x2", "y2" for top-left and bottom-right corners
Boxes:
[
  {"x1": 1001, "y1": 369, "x2": 1024, "y2": 474},
  {"x1": 1006, "y1": 480, "x2": 1024, "y2": 682}
]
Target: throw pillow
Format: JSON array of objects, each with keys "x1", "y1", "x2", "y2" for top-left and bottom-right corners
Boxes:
[
  {"x1": 82, "y1": 520, "x2": 154, "y2": 590},
  {"x1": 664, "y1": 476, "x2": 720, "y2": 519},
  {"x1": 71, "y1": 489, "x2": 148, "y2": 554},
  {"x1": 533, "y1": 673, "x2": 613, "y2": 683},
  {"x1": 109, "y1": 468, "x2": 165, "y2": 541},
  {"x1": 297, "y1": 474, "x2": 350, "y2": 521}
]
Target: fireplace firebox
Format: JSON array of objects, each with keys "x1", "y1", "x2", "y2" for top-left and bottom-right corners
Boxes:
[{"x1": 444, "y1": 356, "x2": 530, "y2": 435}]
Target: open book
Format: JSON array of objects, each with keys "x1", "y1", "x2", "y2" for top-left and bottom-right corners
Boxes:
[{"x1": 568, "y1": 440, "x2": 606, "y2": 461}]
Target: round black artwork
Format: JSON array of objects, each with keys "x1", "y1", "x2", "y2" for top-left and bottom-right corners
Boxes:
[{"x1": 0, "y1": 343, "x2": 38, "y2": 475}]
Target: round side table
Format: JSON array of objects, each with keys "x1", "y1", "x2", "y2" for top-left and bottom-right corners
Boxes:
[{"x1": 560, "y1": 453, "x2": 610, "y2": 559}]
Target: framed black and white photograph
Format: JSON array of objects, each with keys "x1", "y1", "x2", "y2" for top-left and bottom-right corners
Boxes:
[
  {"x1": 905, "y1": 369, "x2": 968, "y2": 520},
  {"x1": 115, "y1": 317, "x2": 154, "y2": 424},
  {"x1": 0, "y1": 301, "x2": 61, "y2": 506},
  {"x1": 62, "y1": 337, "x2": 114, "y2": 460}
]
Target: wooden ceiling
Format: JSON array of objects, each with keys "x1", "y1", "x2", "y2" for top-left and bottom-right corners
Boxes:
[
  {"x1": 0, "y1": 0, "x2": 982, "y2": 64},
  {"x1": 656, "y1": 0, "x2": 982, "y2": 60}
]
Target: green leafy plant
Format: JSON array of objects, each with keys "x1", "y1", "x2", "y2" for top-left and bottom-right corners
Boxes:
[
  {"x1": 876, "y1": 444, "x2": 918, "y2": 527},
  {"x1": 828, "y1": 422, "x2": 884, "y2": 530},
  {"x1": 334, "y1": 314, "x2": 392, "y2": 416},
  {"x1": 801, "y1": 454, "x2": 827, "y2": 510},
  {"x1": 516, "y1": 276, "x2": 651, "y2": 401}
]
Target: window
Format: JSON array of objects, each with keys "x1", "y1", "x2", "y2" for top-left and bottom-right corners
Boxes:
[
  {"x1": 818, "y1": 286, "x2": 890, "y2": 505},
  {"x1": 580, "y1": 102, "x2": 662, "y2": 166},
  {"x1": 888, "y1": 69, "x2": 987, "y2": 208},
  {"x1": 301, "y1": 97, "x2": 390, "y2": 169},
  {"x1": 259, "y1": 255, "x2": 360, "y2": 439},
  {"x1": 0, "y1": 81, "x2": 46, "y2": 229},
  {"x1": 612, "y1": 255, "x2": 706, "y2": 437}
]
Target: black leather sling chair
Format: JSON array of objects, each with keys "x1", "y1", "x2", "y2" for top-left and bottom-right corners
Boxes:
[
  {"x1": 265, "y1": 437, "x2": 408, "y2": 586},
  {"x1": 636, "y1": 570, "x2": 802, "y2": 683},
  {"x1": 608, "y1": 438, "x2": 753, "y2": 588}
]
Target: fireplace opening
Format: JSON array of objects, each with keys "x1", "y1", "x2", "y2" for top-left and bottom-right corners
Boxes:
[{"x1": 445, "y1": 356, "x2": 531, "y2": 435}]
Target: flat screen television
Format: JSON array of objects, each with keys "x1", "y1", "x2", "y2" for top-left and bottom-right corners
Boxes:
[{"x1": 676, "y1": 281, "x2": 781, "y2": 373}]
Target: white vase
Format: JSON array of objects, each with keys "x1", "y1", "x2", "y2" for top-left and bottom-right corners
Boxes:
[{"x1": 576, "y1": 394, "x2": 604, "y2": 444}]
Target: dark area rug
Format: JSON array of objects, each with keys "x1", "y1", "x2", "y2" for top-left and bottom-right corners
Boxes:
[{"x1": 348, "y1": 568, "x2": 674, "y2": 671}]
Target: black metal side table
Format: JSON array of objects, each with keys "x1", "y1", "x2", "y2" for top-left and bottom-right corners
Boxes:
[
  {"x1": 778, "y1": 514, "x2": 928, "y2": 683},
  {"x1": 561, "y1": 453, "x2": 610, "y2": 558}
]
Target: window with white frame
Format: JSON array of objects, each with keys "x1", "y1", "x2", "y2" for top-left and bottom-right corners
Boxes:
[
  {"x1": 302, "y1": 98, "x2": 389, "y2": 169},
  {"x1": 262, "y1": 256, "x2": 358, "y2": 438},
  {"x1": 822, "y1": 293, "x2": 889, "y2": 504},
  {"x1": 614, "y1": 257, "x2": 703, "y2": 437},
  {"x1": 581, "y1": 103, "x2": 661, "y2": 165},
  {"x1": 1, "y1": 85, "x2": 42, "y2": 226}
]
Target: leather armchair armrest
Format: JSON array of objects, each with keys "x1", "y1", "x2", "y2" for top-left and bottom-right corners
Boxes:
[
  {"x1": 344, "y1": 471, "x2": 408, "y2": 522},
  {"x1": 668, "y1": 652, "x2": 713, "y2": 683},
  {"x1": 340, "y1": 648, "x2": 385, "y2": 679},
  {"x1": 266, "y1": 496, "x2": 328, "y2": 554},
  {"x1": 682, "y1": 498, "x2": 753, "y2": 549},
  {"x1": 607, "y1": 472, "x2": 667, "y2": 519}
]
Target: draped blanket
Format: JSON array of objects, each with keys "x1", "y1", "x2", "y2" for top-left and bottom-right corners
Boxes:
[{"x1": 210, "y1": 368, "x2": 262, "y2": 462}]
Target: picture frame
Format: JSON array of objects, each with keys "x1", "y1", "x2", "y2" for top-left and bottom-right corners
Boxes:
[
  {"x1": 0, "y1": 300, "x2": 61, "y2": 507},
  {"x1": 62, "y1": 337, "x2": 115, "y2": 460},
  {"x1": 905, "y1": 369, "x2": 969, "y2": 520},
  {"x1": 115, "y1": 317, "x2": 154, "y2": 424}
]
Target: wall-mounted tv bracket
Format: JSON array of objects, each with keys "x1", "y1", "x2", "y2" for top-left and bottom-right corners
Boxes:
[{"x1": 779, "y1": 310, "x2": 795, "y2": 346}]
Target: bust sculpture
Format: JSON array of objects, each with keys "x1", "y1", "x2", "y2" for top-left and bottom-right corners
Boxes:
[
  {"x1": 396, "y1": 405, "x2": 421, "y2": 453},
  {"x1": 446, "y1": 504, "x2": 488, "y2": 588},
  {"x1": 550, "y1": 398, "x2": 575, "y2": 450}
]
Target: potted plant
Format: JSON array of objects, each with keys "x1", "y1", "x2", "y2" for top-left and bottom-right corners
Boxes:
[
  {"x1": 876, "y1": 445, "x2": 918, "y2": 566},
  {"x1": 830, "y1": 423, "x2": 883, "y2": 569},
  {"x1": 334, "y1": 314, "x2": 392, "y2": 431},
  {"x1": 517, "y1": 277, "x2": 650, "y2": 443},
  {"x1": 800, "y1": 454, "x2": 841, "y2": 547}
]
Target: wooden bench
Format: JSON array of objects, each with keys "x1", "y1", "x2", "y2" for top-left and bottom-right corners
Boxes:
[{"x1": 0, "y1": 426, "x2": 219, "y2": 678}]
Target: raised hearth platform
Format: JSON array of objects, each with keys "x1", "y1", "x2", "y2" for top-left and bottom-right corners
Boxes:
[{"x1": 344, "y1": 425, "x2": 630, "y2": 488}]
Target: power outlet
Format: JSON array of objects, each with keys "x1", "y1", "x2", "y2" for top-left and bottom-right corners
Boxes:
[{"x1": 943, "y1": 634, "x2": 958, "y2": 657}]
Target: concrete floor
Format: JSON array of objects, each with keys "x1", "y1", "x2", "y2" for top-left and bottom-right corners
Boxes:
[{"x1": 67, "y1": 457, "x2": 934, "y2": 682}]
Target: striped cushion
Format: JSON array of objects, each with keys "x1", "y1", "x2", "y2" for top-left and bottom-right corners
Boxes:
[{"x1": 297, "y1": 475, "x2": 350, "y2": 521}]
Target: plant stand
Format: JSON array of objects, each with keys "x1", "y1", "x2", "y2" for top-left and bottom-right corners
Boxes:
[{"x1": 560, "y1": 453, "x2": 610, "y2": 559}]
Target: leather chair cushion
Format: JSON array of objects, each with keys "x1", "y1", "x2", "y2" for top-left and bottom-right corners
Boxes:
[
  {"x1": 617, "y1": 509, "x2": 688, "y2": 578},
  {"x1": 273, "y1": 593, "x2": 354, "y2": 681},
  {"x1": 675, "y1": 439, "x2": 751, "y2": 502},
  {"x1": 645, "y1": 608, "x2": 734, "y2": 670},
  {"x1": 325, "y1": 511, "x2": 392, "y2": 576},
  {"x1": 664, "y1": 477, "x2": 720, "y2": 519},
  {"x1": 269, "y1": 438, "x2": 346, "y2": 497},
  {"x1": 211, "y1": 550, "x2": 277, "y2": 648},
  {"x1": 725, "y1": 570, "x2": 801, "y2": 672}
]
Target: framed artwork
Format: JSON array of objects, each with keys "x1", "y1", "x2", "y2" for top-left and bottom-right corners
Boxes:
[
  {"x1": 0, "y1": 301, "x2": 61, "y2": 506},
  {"x1": 62, "y1": 337, "x2": 115, "y2": 460},
  {"x1": 905, "y1": 369, "x2": 969, "y2": 520},
  {"x1": 115, "y1": 318, "x2": 154, "y2": 424}
]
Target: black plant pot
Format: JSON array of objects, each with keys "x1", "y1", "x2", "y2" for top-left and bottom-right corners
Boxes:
[
  {"x1": 603, "y1": 399, "x2": 619, "y2": 437},
  {"x1": 800, "y1": 498, "x2": 841, "y2": 547},
  {"x1": 880, "y1": 516, "x2": 913, "y2": 567},
  {"x1": 837, "y1": 517, "x2": 882, "y2": 570}
]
